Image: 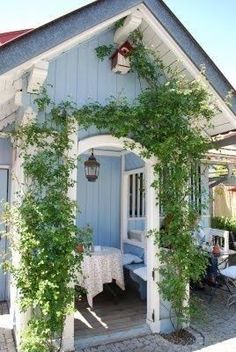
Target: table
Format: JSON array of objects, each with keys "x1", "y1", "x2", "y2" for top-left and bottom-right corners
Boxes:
[{"x1": 75, "y1": 246, "x2": 125, "y2": 307}]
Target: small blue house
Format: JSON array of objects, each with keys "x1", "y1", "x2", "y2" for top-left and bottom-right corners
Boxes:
[{"x1": 0, "y1": 0, "x2": 236, "y2": 350}]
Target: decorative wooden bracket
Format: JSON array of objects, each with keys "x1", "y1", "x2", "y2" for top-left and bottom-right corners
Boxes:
[
  {"x1": 114, "y1": 10, "x2": 142, "y2": 45},
  {"x1": 27, "y1": 61, "x2": 49, "y2": 94}
]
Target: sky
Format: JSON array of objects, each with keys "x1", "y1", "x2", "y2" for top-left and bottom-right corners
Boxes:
[{"x1": 0, "y1": 0, "x2": 235, "y2": 89}]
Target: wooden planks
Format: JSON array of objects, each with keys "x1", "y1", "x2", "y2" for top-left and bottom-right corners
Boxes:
[{"x1": 74, "y1": 286, "x2": 146, "y2": 339}]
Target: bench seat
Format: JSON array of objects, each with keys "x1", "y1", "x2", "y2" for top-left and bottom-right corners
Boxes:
[{"x1": 123, "y1": 243, "x2": 147, "y2": 300}]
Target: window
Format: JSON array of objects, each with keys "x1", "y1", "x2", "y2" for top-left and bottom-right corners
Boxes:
[{"x1": 129, "y1": 172, "x2": 145, "y2": 218}]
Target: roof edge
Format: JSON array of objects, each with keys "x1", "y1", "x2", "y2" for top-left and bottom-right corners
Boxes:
[{"x1": 0, "y1": 0, "x2": 235, "y2": 115}]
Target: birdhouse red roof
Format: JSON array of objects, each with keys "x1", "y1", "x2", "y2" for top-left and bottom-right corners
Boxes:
[{"x1": 111, "y1": 41, "x2": 133, "y2": 59}]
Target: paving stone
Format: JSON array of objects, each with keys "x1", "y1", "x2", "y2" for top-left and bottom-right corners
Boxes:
[
  {"x1": 1, "y1": 288, "x2": 236, "y2": 352},
  {"x1": 75, "y1": 289, "x2": 236, "y2": 352},
  {"x1": 0, "y1": 304, "x2": 16, "y2": 352}
]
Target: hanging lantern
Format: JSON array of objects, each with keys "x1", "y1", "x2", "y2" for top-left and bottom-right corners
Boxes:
[{"x1": 84, "y1": 149, "x2": 100, "y2": 182}]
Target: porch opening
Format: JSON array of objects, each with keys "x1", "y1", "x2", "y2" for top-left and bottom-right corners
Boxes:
[{"x1": 74, "y1": 142, "x2": 150, "y2": 347}]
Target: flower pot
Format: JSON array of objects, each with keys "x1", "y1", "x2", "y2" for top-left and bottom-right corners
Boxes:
[{"x1": 76, "y1": 244, "x2": 84, "y2": 253}]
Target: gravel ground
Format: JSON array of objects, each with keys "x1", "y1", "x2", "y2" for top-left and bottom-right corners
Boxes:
[
  {"x1": 1, "y1": 283, "x2": 236, "y2": 352},
  {"x1": 76, "y1": 286, "x2": 236, "y2": 352}
]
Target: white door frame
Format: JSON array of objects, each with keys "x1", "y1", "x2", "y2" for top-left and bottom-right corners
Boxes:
[{"x1": 78, "y1": 135, "x2": 161, "y2": 333}]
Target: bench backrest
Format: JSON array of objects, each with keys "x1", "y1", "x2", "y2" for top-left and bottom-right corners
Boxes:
[{"x1": 123, "y1": 242, "x2": 144, "y2": 261}]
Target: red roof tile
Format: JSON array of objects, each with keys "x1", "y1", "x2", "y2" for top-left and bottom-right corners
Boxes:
[{"x1": 0, "y1": 29, "x2": 32, "y2": 45}]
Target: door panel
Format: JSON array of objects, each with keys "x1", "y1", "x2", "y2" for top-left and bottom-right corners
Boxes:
[{"x1": 0, "y1": 169, "x2": 8, "y2": 301}]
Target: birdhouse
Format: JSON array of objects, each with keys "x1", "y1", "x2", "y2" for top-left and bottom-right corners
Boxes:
[{"x1": 111, "y1": 41, "x2": 133, "y2": 74}]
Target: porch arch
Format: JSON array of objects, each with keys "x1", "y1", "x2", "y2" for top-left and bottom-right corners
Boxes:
[
  {"x1": 77, "y1": 134, "x2": 161, "y2": 333},
  {"x1": 78, "y1": 134, "x2": 154, "y2": 165}
]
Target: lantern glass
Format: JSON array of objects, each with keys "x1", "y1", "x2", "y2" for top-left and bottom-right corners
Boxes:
[{"x1": 84, "y1": 150, "x2": 100, "y2": 182}]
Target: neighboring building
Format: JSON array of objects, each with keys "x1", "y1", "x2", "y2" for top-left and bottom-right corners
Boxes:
[
  {"x1": 0, "y1": 0, "x2": 236, "y2": 350},
  {"x1": 0, "y1": 29, "x2": 32, "y2": 45}
]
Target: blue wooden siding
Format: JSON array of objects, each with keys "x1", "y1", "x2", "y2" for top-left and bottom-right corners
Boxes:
[
  {"x1": 0, "y1": 138, "x2": 11, "y2": 165},
  {"x1": 46, "y1": 28, "x2": 142, "y2": 141},
  {"x1": 77, "y1": 155, "x2": 121, "y2": 248},
  {"x1": 125, "y1": 152, "x2": 144, "y2": 171},
  {"x1": 45, "y1": 28, "x2": 149, "y2": 245}
]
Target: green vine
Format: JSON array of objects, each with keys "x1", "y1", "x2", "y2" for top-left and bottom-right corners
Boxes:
[
  {"x1": 3, "y1": 95, "x2": 90, "y2": 351},
  {"x1": 2, "y1": 27, "x2": 216, "y2": 350},
  {"x1": 113, "y1": 17, "x2": 126, "y2": 30},
  {"x1": 90, "y1": 30, "x2": 215, "y2": 326},
  {"x1": 95, "y1": 44, "x2": 114, "y2": 61}
]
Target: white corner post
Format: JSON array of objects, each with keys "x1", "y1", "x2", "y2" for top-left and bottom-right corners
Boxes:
[
  {"x1": 10, "y1": 143, "x2": 31, "y2": 349},
  {"x1": 120, "y1": 154, "x2": 128, "y2": 248},
  {"x1": 201, "y1": 163, "x2": 210, "y2": 228},
  {"x1": 145, "y1": 161, "x2": 161, "y2": 333},
  {"x1": 62, "y1": 123, "x2": 78, "y2": 352},
  {"x1": 10, "y1": 108, "x2": 37, "y2": 349}
]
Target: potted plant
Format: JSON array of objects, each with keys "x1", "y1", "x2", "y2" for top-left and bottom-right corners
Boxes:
[{"x1": 75, "y1": 225, "x2": 93, "y2": 253}]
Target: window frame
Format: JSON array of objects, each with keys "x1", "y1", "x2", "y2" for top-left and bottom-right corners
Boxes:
[
  {"x1": 123, "y1": 167, "x2": 146, "y2": 247},
  {"x1": 126, "y1": 167, "x2": 145, "y2": 219}
]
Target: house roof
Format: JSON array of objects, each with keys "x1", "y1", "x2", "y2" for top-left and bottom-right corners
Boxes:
[
  {"x1": 0, "y1": 0, "x2": 235, "y2": 115},
  {"x1": 0, "y1": 29, "x2": 32, "y2": 45}
]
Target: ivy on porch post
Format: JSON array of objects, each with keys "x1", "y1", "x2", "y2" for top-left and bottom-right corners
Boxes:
[
  {"x1": 10, "y1": 140, "x2": 29, "y2": 348},
  {"x1": 10, "y1": 107, "x2": 37, "y2": 349},
  {"x1": 145, "y1": 161, "x2": 160, "y2": 333},
  {"x1": 62, "y1": 123, "x2": 78, "y2": 352}
]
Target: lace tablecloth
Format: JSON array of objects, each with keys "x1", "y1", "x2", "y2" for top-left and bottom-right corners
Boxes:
[{"x1": 76, "y1": 246, "x2": 125, "y2": 307}]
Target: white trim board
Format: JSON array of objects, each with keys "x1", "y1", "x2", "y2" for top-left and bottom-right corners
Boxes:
[
  {"x1": 124, "y1": 167, "x2": 145, "y2": 175},
  {"x1": 81, "y1": 150, "x2": 122, "y2": 157},
  {"x1": 0, "y1": 6, "x2": 140, "y2": 81}
]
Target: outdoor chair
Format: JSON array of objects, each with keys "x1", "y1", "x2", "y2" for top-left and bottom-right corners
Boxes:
[
  {"x1": 229, "y1": 232, "x2": 236, "y2": 250},
  {"x1": 206, "y1": 261, "x2": 236, "y2": 304},
  {"x1": 218, "y1": 265, "x2": 236, "y2": 306}
]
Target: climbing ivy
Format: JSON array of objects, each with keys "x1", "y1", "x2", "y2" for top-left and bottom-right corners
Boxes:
[
  {"x1": 95, "y1": 44, "x2": 114, "y2": 61},
  {"x1": 3, "y1": 25, "x2": 216, "y2": 350},
  {"x1": 3, "y1": 96, "x2": 89, "y2": 351},
  {"x1": 85, "y1": 30, "x2": 215, "y2": 326}
]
